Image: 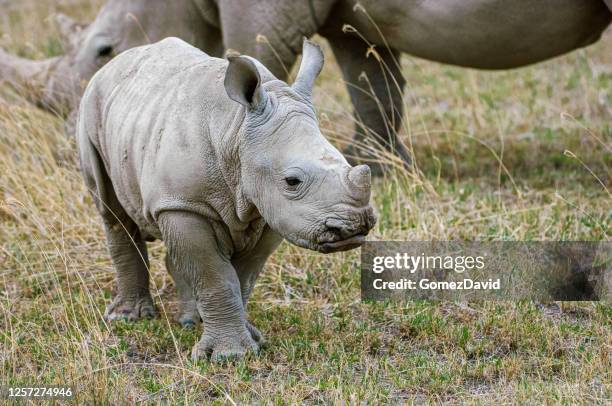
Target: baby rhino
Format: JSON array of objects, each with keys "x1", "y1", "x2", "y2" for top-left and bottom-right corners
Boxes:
[{"x1": 76, "y1": 37, "x2": 376, "y2": 360}]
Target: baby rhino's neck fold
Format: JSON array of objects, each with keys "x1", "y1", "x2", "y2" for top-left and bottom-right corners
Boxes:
[{"x1": 209, "y1": 104, "x2": 262, "y2": 237}]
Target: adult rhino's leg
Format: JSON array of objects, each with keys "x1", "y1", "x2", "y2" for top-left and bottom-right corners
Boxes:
[
  {"x1": 222, "y1": 29, "x2": 298, "y2": 81},
  {"x1": 326, "y1": 34, "x2": 411, "y2": 175},
  {"x1": 217, "y1": 0, "x2": 337, "y2": 81},
  {"x1": 78, "y1": 137, "x2": 155, "y2": 321},
  {"x1": 231, "y1": 226, "x2": 282, "y2": 345},
  {"x1": 605, "y1": 0, "x2": 612, "y2": 11},
  {"x1": 159, "y1": 211, "x2": 258, "y2": 361},
  {"x1": 165, "y1": 255, "x2": 200, "y2": 328}
]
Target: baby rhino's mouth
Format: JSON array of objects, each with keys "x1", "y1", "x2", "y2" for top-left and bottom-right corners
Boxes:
[{"x1": 317, "y1": 232, "x2": 367, "y2": 253}]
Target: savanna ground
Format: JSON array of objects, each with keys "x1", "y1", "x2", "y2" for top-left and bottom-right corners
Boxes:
[{"x1": 1, "y1": 0, "x2": 611, "y2": 404}]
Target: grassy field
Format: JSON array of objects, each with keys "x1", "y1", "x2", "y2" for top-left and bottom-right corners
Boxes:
[{"x1": 1, "y1": 0, "x2": 611, "y2": 404}]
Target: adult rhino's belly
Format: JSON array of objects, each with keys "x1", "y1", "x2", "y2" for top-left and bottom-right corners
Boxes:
[{"x1": 347, "y1": 0, "x2": 611, "y2": 69}]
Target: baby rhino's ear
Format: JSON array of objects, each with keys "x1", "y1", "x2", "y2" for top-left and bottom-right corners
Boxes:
[{"x1": 224, "y1": 56, "x2": 267, "y2": 110}]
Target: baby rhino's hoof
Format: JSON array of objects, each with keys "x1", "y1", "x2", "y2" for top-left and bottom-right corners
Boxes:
[
  {"x1": 246, "y1": 320, "x2": 266, "y2": 347},
  {"x1": 191, "y1": 328, "x2": 259, "y2": 362},
  {"x1": 104, "y1": 295, "x2": 157, "y2": 322},
  {"x1": 178, "y1": 303, "x2": 201, "y2": 328}
]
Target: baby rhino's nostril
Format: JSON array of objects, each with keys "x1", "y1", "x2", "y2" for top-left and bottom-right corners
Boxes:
[
  {"x1": 324, "y1": 218, "x2": 352, "y2": 239},
  {"x1": 325, "y1": 218, "x2": 344, "y2": 230},
  {"x1": 327, "y1": 226, "x2": 341, "y2": 235},
  {"x1": 324, "y1": 212, "x2": 375, "y2": 242},
  {"x1": 325, "y1": 219, "x2": 342, "y2": 237}
]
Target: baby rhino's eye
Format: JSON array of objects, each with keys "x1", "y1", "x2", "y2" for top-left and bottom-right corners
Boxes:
[{"x1": 285, "y1": 177, "x2": 302, "y2": 187}]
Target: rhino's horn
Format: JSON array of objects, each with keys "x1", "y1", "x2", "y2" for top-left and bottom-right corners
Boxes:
[
  {"x1": 292, "y1": 38, "x2": 324, "y2": 100},
  {"x1": 347, "y1": 165, "x2": 372, "y2": 205}
]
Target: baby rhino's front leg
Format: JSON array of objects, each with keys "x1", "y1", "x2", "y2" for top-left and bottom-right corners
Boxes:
[{"x1": 159, "y1": 211, "x2": 258, "y2": 361}]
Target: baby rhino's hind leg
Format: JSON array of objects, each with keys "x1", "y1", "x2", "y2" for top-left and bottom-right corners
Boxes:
[
  {"x1": 79, "y1": 137, "x2": 156, "y2": 322},
  {"x1": 102, "y1": 216, "x2": 157, "y2": 322}
]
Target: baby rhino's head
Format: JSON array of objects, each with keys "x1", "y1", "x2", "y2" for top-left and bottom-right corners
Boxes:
[{"x1": 224, "y1": 39, "x2": 376, "y2": 253}]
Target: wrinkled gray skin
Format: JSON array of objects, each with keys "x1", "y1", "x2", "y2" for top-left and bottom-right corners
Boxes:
[
  {"x1": 77, "y1": 37, "x2": 376, "y2": 360},
  {"x1": 3, "y1": 0, "x2": 612, "y2": 171}
]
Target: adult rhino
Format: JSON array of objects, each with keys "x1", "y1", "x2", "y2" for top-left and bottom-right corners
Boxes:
[
  {"x1": 2, "y1": 0, "x2": 611, "y2": 172},
  {"x1": 219, "y1": 0, "x2": 611, "y2": 171},
  {"x1": 0, "y1": 0, "x2": 223, "y2": 116}
]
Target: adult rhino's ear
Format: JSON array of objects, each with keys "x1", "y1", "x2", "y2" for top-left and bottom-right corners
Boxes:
[
  {"x1": 292, "y1": 38, "x2": 324, "y2": 100},
  {"x1": 224, "y1": 55, "x2": 267, "y2": 110}
]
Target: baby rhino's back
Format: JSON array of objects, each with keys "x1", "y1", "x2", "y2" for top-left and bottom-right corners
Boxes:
[
  {"x1": 82, "y1": 37, "x2": 227, "y2": 151},
  {"x1": 78, "y1": 37, "x2": 232, "y2": 236}
]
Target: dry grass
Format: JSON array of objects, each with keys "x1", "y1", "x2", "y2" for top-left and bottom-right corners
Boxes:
[{"x1": 1, "y1": 0, "x2": 611, "y2": 403}]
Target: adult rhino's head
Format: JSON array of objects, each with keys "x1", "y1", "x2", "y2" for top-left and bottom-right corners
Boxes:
[
  {"x1": 0, "y1": 0, "x2": 222, "y2": 115},
  {"x1": 225, "y1": 39, "x2": 377, "y2": 253}
]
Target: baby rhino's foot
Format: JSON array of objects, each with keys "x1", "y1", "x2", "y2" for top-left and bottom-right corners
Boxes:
[
  {"x1": 191, "y1": 327, "x2": 259, "y2": 362},
  {"x1": 246, "y1": 320, "x2": 265, "y2": 346},
  {"x1": 104, "y1": 294, "x2": 157, "y2": 322},
  {"x1": 178, "y1": 307, "x2": 201, "y2": 328}
]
